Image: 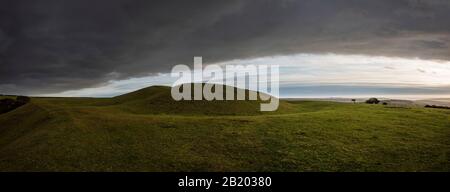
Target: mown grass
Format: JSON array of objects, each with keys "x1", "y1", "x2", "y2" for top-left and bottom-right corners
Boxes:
[{"x1": 0, "y1": 87, "x2": 449, "y2": 171}]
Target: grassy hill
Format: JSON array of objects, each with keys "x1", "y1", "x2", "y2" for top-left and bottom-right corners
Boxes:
[
  {"x1": 0, "y1": 85, "x2": 449, "y2": 171},
  {"x1": 107, "y1": 84, "x2": 295, "y2": 115}
]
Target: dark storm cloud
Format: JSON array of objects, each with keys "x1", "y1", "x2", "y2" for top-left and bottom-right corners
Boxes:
[{"x1": 1, "y1": 0, "x2": 449, "y2": 95}]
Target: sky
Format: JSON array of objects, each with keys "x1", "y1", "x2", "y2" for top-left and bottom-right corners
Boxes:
[{"x1": 1, "y1": 0, "x2": 450, "y2": 98}]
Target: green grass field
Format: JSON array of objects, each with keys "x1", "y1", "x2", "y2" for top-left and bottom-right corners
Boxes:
[{"x1": 0, "y1": 86, "x2": 449, "y2": 171}]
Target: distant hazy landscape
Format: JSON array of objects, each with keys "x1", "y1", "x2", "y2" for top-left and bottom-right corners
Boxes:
[
  {"x1": 287, "y1": 97, "x2": 450, "y2": 107},
  {"x1": 1, "y1": 85, "x2": 449, "y2": 171}
]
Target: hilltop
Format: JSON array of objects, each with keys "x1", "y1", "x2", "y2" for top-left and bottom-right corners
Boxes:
[{"x1": 108, "y1": 84, "x2": 294, "y2": 115}]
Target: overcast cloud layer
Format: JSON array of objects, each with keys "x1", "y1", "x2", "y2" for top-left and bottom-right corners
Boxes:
[{"x1": 1, "y1": 0, "x2": 450, "y2": 95}]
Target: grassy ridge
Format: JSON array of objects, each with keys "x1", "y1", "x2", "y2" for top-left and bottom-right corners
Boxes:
[
  {"x1": 108, "y1": 85, "x2": 295, "y2": 115},
  {"x1": 0, "y1": 86, "x2": 449, "y2": 171}
]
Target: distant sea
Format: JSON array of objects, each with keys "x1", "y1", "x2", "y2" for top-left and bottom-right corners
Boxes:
[{"x1": 279, "y1": 84, "x2": 450, "y2": 100}]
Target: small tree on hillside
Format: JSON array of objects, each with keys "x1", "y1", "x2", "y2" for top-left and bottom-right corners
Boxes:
[
  {"x1": 366, "y1": 98, "x2": 380, "y2": 104},
  {"x1": 351, "y1": 99, "x2": 356, "y2": 104}
]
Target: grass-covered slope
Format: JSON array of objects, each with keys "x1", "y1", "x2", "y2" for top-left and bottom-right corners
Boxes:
[
  {"x1": 110, "y1": 84, "x2": 294, "y2": 115},
  {"x1": 0, "y1": 86, "x2": 449, "y2": 171}
]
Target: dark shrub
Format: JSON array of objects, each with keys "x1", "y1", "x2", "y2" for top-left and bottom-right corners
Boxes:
[
  {"x1": 351, "y1": 99, "x2": 356, "y2": 104},
  {"x1": 16, "y1": 96, "x2": 31, "y2": 104},
  {"x1": 0, "y1": 96, "x2": 30, "y2": 114},
  {"x1": 0, "y1": 98, "x2": 20, "y2": 114},
  {"x1": 366, "y1": 98, "x2": 380, "y2": 104},
  {"x1": 382, "y1": 102, "x2": 388, "y2": 105}
]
